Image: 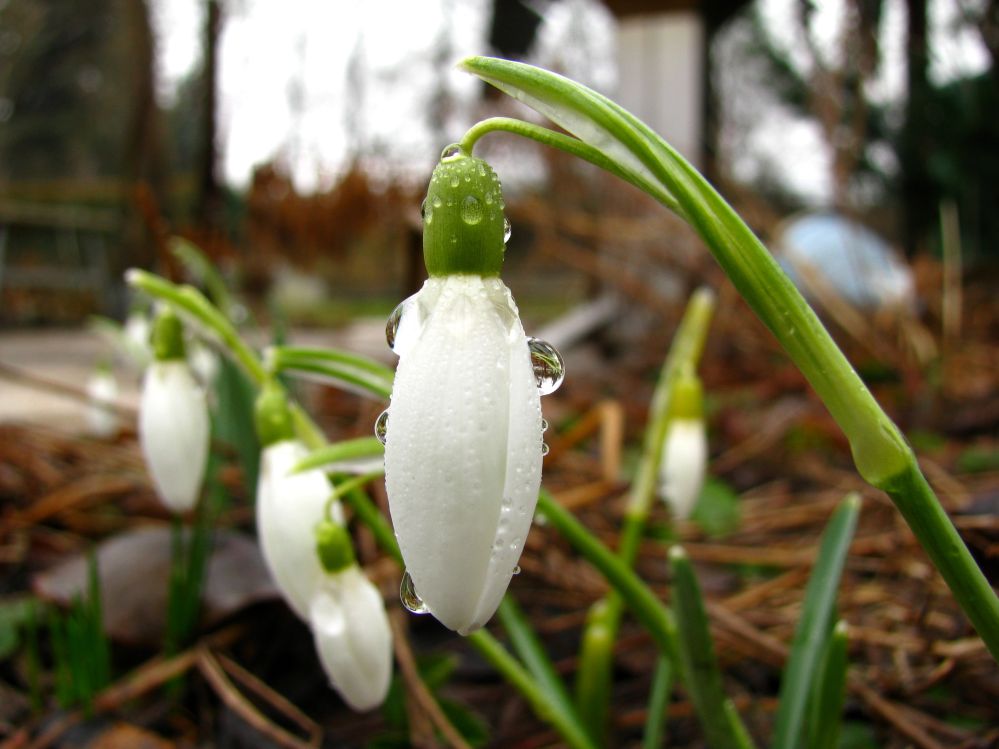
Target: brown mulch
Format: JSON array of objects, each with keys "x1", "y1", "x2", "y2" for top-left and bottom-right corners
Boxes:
[{"x1": 1, "y1": 254, "x2": 998, "y2": 748}]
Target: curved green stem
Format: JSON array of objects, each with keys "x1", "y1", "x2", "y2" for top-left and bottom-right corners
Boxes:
[
  {"x1": 575, "y1": 288, "x2": 715, "y2": 737},
  {"x1": 126, "y1": 269, "x2": 267, "y2": 385},
  {"x1": 465, "y1": 629, "x2": 599, "y2": 749},
  {"x1": 460, "y1": 117, "x2": 680, "y2": 213},
  {"x1": 458, "y1": 56, "x2": 999, "y2": 663}
]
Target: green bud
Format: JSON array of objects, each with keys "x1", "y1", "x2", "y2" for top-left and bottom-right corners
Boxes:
[
  {"x1": 315, "y1": 520, "x2": 356, "y2": 573},
  {"x1": 151, "y1": 309, "x2": 186, "y2": 361},
  {"x1": 422, "y1": 147, "x2": 507, "y2": 277},
  {"x1": 254, "y1": 381, "x2": 295, "y2": 447},
  {"x1": 668, "y1": 370, "x2": 703, "y2": 421}
]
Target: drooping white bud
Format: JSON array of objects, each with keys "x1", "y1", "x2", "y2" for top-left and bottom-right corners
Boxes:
[
  {"x1": 138, "y1": 360, "x2": 209, "y2": 513},
  {"x1": 85, "y1": 368, "x2": 119, "y2": 439},
  {"x1": 309, "y1": 565, "x2": 393, "y2": 711},
  {"x1": 256, "y1": 439, "x2": 344, "y2": 620},
  {"x1": 658, "y1": 418, "x2": 708, "y2": 520},
  {"x1": 384, "y1": 275, "x2": 545, "y2": 634}
]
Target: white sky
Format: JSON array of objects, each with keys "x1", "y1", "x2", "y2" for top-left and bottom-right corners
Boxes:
[{"x1": 151, "y1": 0, "x2": 989, "y2": 202}]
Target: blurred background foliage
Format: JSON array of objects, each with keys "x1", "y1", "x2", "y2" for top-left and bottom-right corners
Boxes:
[{"x1": 0, "y1": 0, "x2": 996, "y2": 325}]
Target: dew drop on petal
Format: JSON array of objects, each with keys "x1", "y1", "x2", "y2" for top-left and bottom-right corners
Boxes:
[
  {"x1": 400, "y1": 570, "x2": 429, "y2": 614},
  {"x1": 440, "y1": 143, "x2": 464, "y2": 161},
  {"x1": 541, "y1": 418, "x2": 549, "y2": 433},
  {"x1": 541, "y1": 442, "x2": 550, "y2": 457},
  {"x1": 503, "y1": 217, "x2": 512, "y2": 243},
  {"x1": 420, "y1": 198, "x2": 432, "y2": 225},
  {"x1": 461, "y1": 195, "x2": 482, "y2": 225},
  {"x1": 374, "y1": 409, "x2": 389, "y2": 445},
  {"x1": 528, "y1": 338, "x2": 565, "y2": 395},
  {"x1": 511, "y1": 565, "x2": 521, "y2": 576},
  {"x1": 386, "y1": 301, "x2": 406, "y2": 350}
]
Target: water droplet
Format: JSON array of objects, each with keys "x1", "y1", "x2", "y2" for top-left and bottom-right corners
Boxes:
[
  {"x1": 503, "y1": 218, "x2": 512, "y2": 243},
  {"x1": 420, "y1": 197, "x2": 432, "y2": 224},
  {"x1": 400, "y1": 571, "x2": 429, "y2": 614},
  {"x1": 541, "y1": 442, "x2": 550, "y2": 457},
  {"x1": 440, "y1": 143, "x2": 464, "y2": 161},
  {"x1": 528, "y1": 338, "x2": 565, "y2": 396},
  {"x1": 512, "y1": 565, "x2": 522, "y2": 575},
  {"x1": 385, "y1": 302, "x2": 406, "y2": 350},
  {"x1": 450, "y1": 175, "x2": 460, "y2": 188},
  {"x1": 541, "y1": 418, "x2": 549, "y2": 433},
  {"x1": 461, "y1": 195, "x2": 482, "y2": 225},
  {"x1": 374, "y1": 409, "x2": 389, "y2": 445}
]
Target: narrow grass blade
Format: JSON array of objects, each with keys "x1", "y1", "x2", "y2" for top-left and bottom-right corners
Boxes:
[
  {"x1": 670, "y1": 546, "x2": 755, "y2": 749},
  {"x1": 772, "y1": 494, "x2": 860, "y2": 749},
  {"x1": 642, "y1": 655, "x2": 673, "y2": 749},
  {"x1": 497, "y1": 597, "x2": 579, "y2": 729},
  {"x1": 807, "y1": 620, "x2": 849, "y2": 749}
]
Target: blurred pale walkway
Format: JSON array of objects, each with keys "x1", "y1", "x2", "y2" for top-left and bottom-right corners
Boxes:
[{"x1": 0, "y1": 322, "x2": 390, "y2": 430}]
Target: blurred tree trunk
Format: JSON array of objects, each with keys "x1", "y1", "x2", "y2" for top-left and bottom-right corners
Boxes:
[
  {"x1": 196, "y1": 0, "x2": 222, "y2": 235},
  {"x1": 122, "y1": 0, "x2": 161, "y2": 282},
  {"x1": 900, "y1": 0, "x2": 931, "y2": 256}
]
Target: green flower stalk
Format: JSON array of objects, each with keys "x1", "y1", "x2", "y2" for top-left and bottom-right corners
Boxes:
[{"x1": 458, "y1": 56, "x2": 999, "y2": 663}]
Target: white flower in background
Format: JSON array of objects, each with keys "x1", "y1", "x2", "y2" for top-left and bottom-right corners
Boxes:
[
  {"x1": 309, "y1": 534, "x2": 392, "y2": 712},
  {"x1": 85, "y1": 366, "x2": 119, "y2": 439},
  {"x1": 257, "y1": 439, "x2": 345, "y2": 620},
  {"x1": 188, "y1": 340, "x2": 220, "y2": 389},
  {"x1": 138, "y1": 310, "x2": 209, "y2": 513},
  {"x1": 254, "y1": 383, "x2": 344, "y2": 620},
  {"x1": 123, "y1": 310, "x2": 153, "y2": 366},
  {"x1": 383, "y1": 151, "x2": 563, "y2": 635},
  {"x1": 658, "y1": 372, "x2": 708, "y2": 521}
]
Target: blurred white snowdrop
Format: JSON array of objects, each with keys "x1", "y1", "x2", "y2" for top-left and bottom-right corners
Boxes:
[
  {"x1": 188, "y1": 340, "x2": 220, "y2": 389},
  {"x1": 138, "y1": 309, "x2": 209, "y2": 514},
  {"x1": 253, "y1": 383, "x2": 344, "y2": 620},
  {"x1": 254, "y1": 384, "x2": 392, "y2": 710},
  {"x1": 383, "y1": 150, "x2": 563, "y2": 635},
  {"x1": 309, "y1": 521, "x2": 392, "y2": 711},
  {"x1": 85, "y1": 365, "x2": 119, "y2": 439},
  {"x1": 123, "y1": 309, "x2": 153, "y2": 366},
  {"x1": 658, "y1": 370, "x2": 708, "y2": 521}
]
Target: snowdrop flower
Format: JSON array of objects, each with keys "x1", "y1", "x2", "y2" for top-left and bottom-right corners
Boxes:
[
  {"x1": 188, "y1": 340, "x2": 220, "y2": 389},
  {"x1": 383, "y1": 148, "x2": 563, "y2": 634},
  {"x1": 658, "y1": 371, "x2": 708, "y2": 520},
  {"x1": 138, "y1": 310, "x2": 209, "y2": 513},
  {"x1": 122, "y1": 309, "x2": 153, "y2": 367},
  {"x1": 85, "y1": 365, "x2": 119, "y2": 439},
  {"x1": 310, "y1": 521, "x2": 393, "y2": 711},
  {"x1": 254, "y1": 383, "x2": 344, "y2": 620}
]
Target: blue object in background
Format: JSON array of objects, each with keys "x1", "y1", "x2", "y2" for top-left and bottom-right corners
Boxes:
[{"x1": 775, "y1": 212, "x2": 915, "y2": 311}]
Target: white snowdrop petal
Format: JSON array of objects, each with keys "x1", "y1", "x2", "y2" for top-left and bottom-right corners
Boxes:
[
  {"x1": 466, "y1": 280, "x2": 542, "y2": 632},
  {"x1": 257, "y1": 440, "x2": 341, "y2": 620},
  {"x1": 310, "y1": 567, "x2": 392, "y2": 711},
  {"x1": 86, "y1": 371, "x2": 119, "y2": 439},
  {"x1": 659, "y1": 419, "x2": 708, "y2": 520},
  {"x1": 385, "y1": 275, "x2": 543, "y2": 634},
  {"x1": 139, "y1": 361, "x2": 209, "y2": 513}
]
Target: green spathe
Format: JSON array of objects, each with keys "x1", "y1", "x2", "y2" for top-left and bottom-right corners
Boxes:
[
  {"x1": 254, "y1": 382, "x2": 296, "y2": 448},
  {"x1": 423, "y1": 149, "x2": 507, "y2": 277},
  {"x1": 151, "y1": 309, "x2": 185, "y2": 362},
  {"x1": 315, "y1": 520, "x2": 356, "y2": 573}
]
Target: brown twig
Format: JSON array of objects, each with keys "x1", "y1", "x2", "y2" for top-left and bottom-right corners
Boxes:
[{"x1": 388, "y1": 611, "x2": 472, "y2": 749}]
